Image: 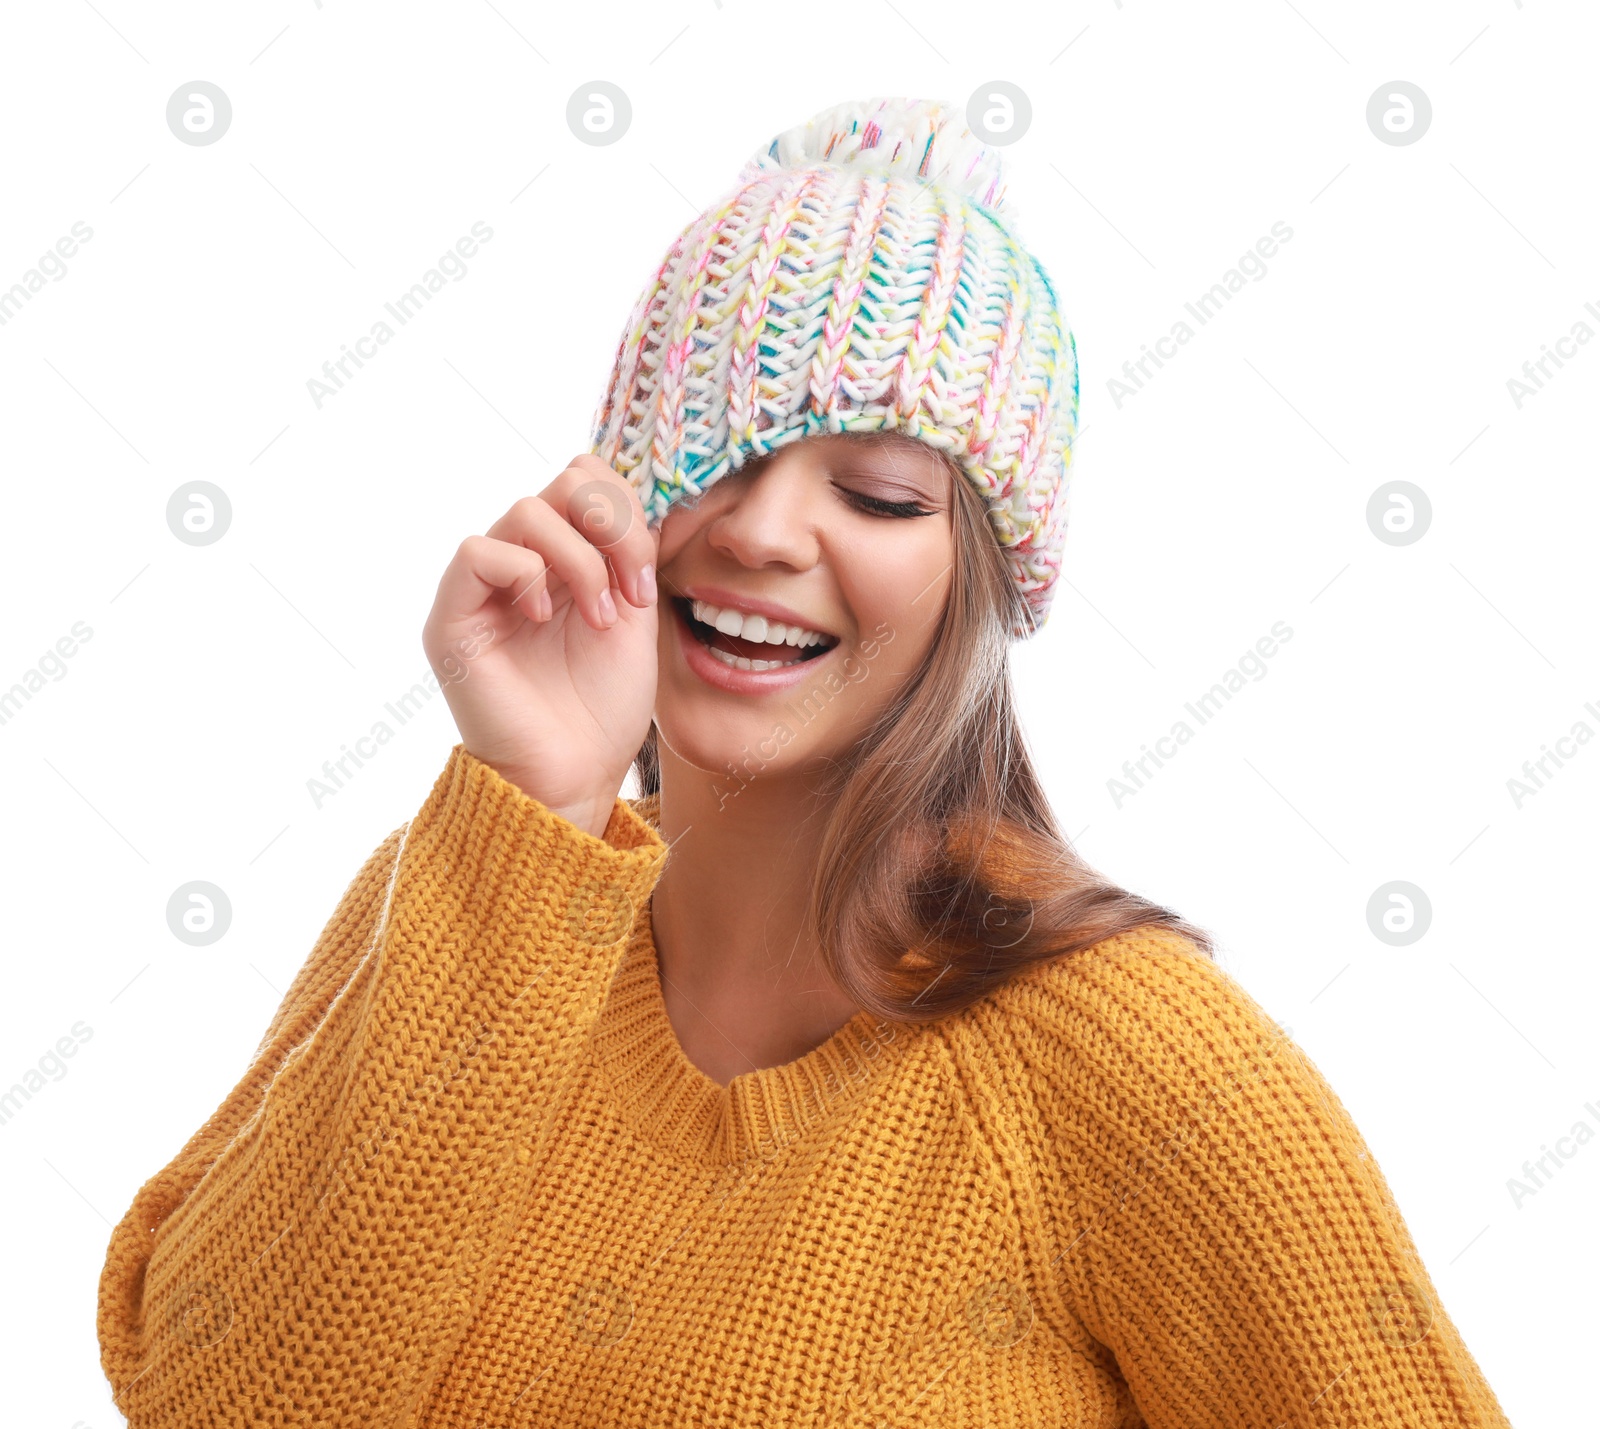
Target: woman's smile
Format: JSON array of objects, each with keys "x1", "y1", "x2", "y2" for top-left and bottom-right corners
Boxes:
[{"x1": 669, "y1": 590, "x2": 842, "y2": 695}]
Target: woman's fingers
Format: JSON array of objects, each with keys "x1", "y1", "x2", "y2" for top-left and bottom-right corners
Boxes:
[
  {"x1": 438, "y1": 456, "x2": 655, "y2": 634},
  {"x1": 483, "y1": 490, "x2": 624, "y2": 630},
  {"x1": 540, "y1": 455, "x2": 659, "y2": 610},
  {"x1": 433, "y1": 534, "x2": 555, "y2": 628}
]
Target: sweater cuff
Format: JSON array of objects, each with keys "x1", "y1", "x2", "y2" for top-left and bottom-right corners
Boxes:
[{"x1": 412, "y1": 744, "x2": 668, "y2": 933}]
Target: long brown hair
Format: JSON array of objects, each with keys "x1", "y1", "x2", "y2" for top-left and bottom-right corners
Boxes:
[{"x1": 631, "y1": 434, "x2": 1214, "y2": 1023}]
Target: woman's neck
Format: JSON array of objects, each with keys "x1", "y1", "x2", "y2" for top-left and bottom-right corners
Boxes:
[{"x1": 646, "y1": 750, "x2": 864, "y2": 1086}]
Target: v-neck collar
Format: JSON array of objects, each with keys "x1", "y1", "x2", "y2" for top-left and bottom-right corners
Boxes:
[{"x1": 586, "y1": 793, "x2": 917, "y2": 1168}]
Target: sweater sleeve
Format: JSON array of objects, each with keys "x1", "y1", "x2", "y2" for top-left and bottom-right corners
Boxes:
[
  {"x1": 1015, "y1": 931, "x2": 1512, "y2": 1429},
  {"x1": 96, "y1": 743, "x2": 667, "y2": 1429}
]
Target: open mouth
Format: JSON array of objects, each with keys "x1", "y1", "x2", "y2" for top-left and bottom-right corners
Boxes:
[{"x1": 674, "y1": 596, "x2": 840, "y2": 672}]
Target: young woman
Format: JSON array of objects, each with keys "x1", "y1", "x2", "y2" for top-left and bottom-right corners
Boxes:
[{"x1": 98, "y1": 98, "x2": 1510, "y2": 1427}]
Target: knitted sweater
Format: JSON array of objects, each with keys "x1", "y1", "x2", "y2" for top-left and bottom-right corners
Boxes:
[{"x1": 98, "y1": 744, "x2": 1511, "y2": 1428}]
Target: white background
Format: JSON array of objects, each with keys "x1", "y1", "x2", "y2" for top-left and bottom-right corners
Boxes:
[{"x1": 2, "y1": 0, "x2": 1594, "y2": 1424}]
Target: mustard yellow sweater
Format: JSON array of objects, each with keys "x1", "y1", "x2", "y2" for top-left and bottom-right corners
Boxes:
[{"x1": 98, "y1": 744, "x2": 1510, "y2": 1428}]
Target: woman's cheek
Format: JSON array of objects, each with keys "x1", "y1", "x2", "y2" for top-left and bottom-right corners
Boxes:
[{"x1": 654, "y1": 510, "x2": 696, "y2": 570}]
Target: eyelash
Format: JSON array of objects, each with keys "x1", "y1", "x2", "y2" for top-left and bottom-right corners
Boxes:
[{"x1": 840, "y1": 488, "x2": 935, "y2": 519}]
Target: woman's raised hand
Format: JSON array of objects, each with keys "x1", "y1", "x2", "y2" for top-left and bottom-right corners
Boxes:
[{"x1": 422, "y1": 455, "x2": 660, "y2": 839}]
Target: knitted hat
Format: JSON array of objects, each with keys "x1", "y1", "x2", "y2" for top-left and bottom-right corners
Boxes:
[{"x1": 588, "y1": 96, "x2": 1079, "y2": 638}]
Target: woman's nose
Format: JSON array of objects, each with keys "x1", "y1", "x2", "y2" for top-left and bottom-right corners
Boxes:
[{"x1": 705, "y1": 450, "x2": 823, "y2": 570}]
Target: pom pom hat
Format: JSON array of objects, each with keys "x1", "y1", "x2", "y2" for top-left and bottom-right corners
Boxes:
[{"x1": 588, "y1": 96, "x2": 1079, "y2": 637}]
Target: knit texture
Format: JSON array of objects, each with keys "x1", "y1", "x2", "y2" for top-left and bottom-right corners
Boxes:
[
  {"x1": 588, "y1": 97, "x2": 1079, "y2": 639},
  {"x1": 98, "y1": 746, "x2": 1511, "y2": 1427}
]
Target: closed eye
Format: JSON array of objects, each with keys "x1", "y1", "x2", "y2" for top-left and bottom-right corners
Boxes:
[{"x1": 838, "y1": 487, "x2": 937, "y2": 519}]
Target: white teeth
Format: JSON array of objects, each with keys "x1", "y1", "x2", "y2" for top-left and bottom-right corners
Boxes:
[
  {"x1": 706, "y1": 646, "x2": 794, "y2": 672},
  {"x1": 690, "y1": 598, "x2": 830, "y2": 651}
]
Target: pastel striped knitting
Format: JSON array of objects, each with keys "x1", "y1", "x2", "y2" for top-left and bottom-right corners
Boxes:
[{"x1": 589, "y1": 96, "x2": 1080, "y2": 638}]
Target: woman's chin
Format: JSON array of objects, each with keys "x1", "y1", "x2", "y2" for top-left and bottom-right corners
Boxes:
[{"x1": 655, "y1": 710, "x2": 795, "y2": 778}]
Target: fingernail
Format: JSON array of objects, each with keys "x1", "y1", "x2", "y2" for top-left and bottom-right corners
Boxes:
[
  {"x1": 639, "y1": 564, "x2": 657, "y2": 604},
  {"x1": 598, "y1": 588, "x2": 617, "y2": 624},
  {"x1": 539, "y1": 589, "x2": 552, "y2": 621}
]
